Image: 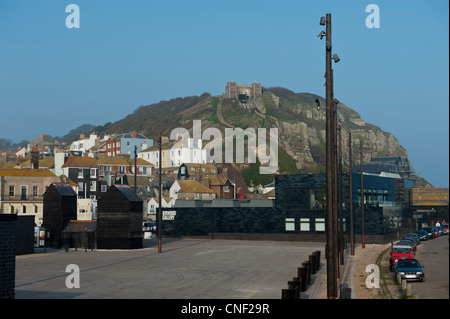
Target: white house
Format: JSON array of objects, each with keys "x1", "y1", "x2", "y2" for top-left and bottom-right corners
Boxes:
[
  {"x1": 138, "y1": 138, "x2": 208, "y2": 169},
  {"x1": 147, "y1": 197, "x2": 174, "y2": 220},
  {"x1": 70, "y1": 133, "x2": 98, "y2": 153}
]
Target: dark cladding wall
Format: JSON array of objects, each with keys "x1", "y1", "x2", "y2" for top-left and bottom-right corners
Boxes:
[
  {"x1": 0, "y1": 214, "x2": 16, "y2": 299},
  {"x1": 162, "y1": 174, "x2": 414, "y2": 243},
  {"x1": 16, "y1": 216, "x2": 34, "y2": 255}
]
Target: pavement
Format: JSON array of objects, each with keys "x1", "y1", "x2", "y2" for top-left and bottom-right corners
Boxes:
[{"x1": 15, "y1": 238, "x2": 328, "y2": 299}]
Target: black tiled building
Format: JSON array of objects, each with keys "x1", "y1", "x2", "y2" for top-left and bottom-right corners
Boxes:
[
  {"x1": 163, "y1": 174, "x2": 415, "y2": 244},
  {"x1": 97, "y1": 185, "x2": 143, "y2": 249},
  {"x1": 42, "y1": 183, "x2": 78, "y2": 248}
]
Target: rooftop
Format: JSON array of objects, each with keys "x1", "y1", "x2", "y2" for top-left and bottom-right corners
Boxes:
[{"x1": 0, "y1": 168, "x2": 58, "y2": 178}]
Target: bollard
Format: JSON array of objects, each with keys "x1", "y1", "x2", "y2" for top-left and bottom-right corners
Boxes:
[
  {"x1": 298, "y1": 267, "x2": 307, "y2": 292},
  {"x1": 406, "y1": 284, "x2": 412, "y2": 296},
  {"x1": 313, "y1": 251, "x2": 321, "y2": 269},
  {"x1": 302, "y1": 261, "x2": 311, "y2": 286},
  {"x1": 339, "y1": 284, "x2": 352, "y2": 299},
  {"x1": 402, "y1": 279, "x2": 407, "y2": 290},
  {"x1": 287, "y1": 279, "x2": 301, "y2": 299},
  {"x1": 309, "y1": 254, "x2": 317, "y2": 274},
  {"x1": 282, "y1": 288, "x2": 296, "y2": 299}
]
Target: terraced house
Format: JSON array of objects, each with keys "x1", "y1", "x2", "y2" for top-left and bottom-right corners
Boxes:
[{"x1": 0, "y1": 168, "x2": 60, "y2": 226}]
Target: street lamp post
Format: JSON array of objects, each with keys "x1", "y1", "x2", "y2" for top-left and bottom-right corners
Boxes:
[
  {"x1": 158, "y1": 134, "x2": 163, "y2": 253},
  {"x1": 360, "y1": 140, "x2": 365, "y2": 249},
  {"x1": 319, "y1": 13, "x2": 339, "y2": 299},
  {"x1": 349, "y1": 132, "x2": 355, "y2": 255}
]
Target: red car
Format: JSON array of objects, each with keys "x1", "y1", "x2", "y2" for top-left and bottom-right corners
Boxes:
[
  {"x1": 390, "y1": 244, "x2": 415, "y2": 271},
  {"x1": 442, "y1": 223, "x2": 449, "y2": 235}
]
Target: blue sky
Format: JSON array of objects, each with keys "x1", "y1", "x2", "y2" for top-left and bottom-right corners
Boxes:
[{"x1": 0, "y1": 0, "x2": 448, "y2": 187}]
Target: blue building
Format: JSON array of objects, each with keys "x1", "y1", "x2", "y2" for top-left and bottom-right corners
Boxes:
[
  {"x1": 106, "y1": 133, "x2": 153, "y2": 159},
  {"x1": 351, "y1": 172, "x2": 415, "y2": 207}
]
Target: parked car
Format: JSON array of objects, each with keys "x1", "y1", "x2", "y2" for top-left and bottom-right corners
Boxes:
[
  {"x1": 403, "y1": 233, "x2": 420, "y2": 245},
  {"x1": 390, "y1": 244, "x2": 415, "y2": 271},
  {"x1": 422, "y1": 227, "x2": 435, "y2": 239},
  {"x1": 416, "y1": 230, "x2": 429, "y2": 241},
  {"x1": 395, "y1": 258, "x2": 424, "y2": 282},
  {"x1": 442, "y1": 223, "x2": 449, "y2": 235},
  {"x1": 435, "y1": 226, "x2": 444, "y2": 236},
  {"x1": 397, "y1": 239, "x2": 417, "y2": 251},
  {"x1": 432, "y1": 226, "x2": 442, "y2": 237}
]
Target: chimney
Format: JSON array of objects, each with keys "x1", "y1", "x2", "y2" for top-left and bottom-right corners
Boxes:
[
  {"x1": 31, "y1": 147, "x2": 39, "y2": 169},
  {"x1": 80, "y1": 134, "x2": 85, "y2": 140}
]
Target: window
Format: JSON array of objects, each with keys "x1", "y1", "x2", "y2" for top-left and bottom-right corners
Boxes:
[
  {"x1": 285, "y1": 218, "x2": 295, "y2": 231},
  {"x1": 284, "y1": 188, "x2": 326, "y2": 210},
  {"x1": 315, "y1": 218, "x2": 325, "y2": 232},
  {"x1": 10, "y1": 206, "x2": 14, "y2": 214},
  {"x1": 127, "y1": 141, "x2": 131, "y2": 146},
  {"x1": 21, "y1": 186, "x2": 27, "y2": 200},
  {"x1": 78, "y1": 168, "x2": 83, "y2": 178},
  {"x1": 22, "y1": 206, "x2": 26, "y2": 214},
  {"x1": 78, "y1": 182, "x2": 84, "y2": 191},
  {"x1": 90, "y1": 168, "x2": 96, "y2": 178},
  {"x1": 35, "y1": 206, "x2": 38, "y2": 214},
  {"x1": 9, "y1": 186, "x2": 14, "y2": 197},
  {"x1": 300, "y1": 218, "x2": 310, "y2": 231},
  {"x1": 33, "y1": 186, "x2": 38, "y2": 197},
  {"x1": 90, "y1": 181, "x2": 96, "y2": 192},
  {"x1": 101, "y1": 185, "x2": 107, "y2": 192}
]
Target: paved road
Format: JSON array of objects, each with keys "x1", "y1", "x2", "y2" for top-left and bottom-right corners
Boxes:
[
  {"x1": 410, "y1": 235, "x2": 449, "y2": 299},
  {"x1": 15, "y1": 238, "x2": 325, "y2": 299}
]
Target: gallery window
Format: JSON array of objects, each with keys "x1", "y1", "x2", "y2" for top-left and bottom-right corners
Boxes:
[
  {"x1": 285, "y1": 218, "x2": 295, "y2": 231},
  {"x1": 300, "y1": 218, "x2": 310, "y2": 232},
  {"x1": 315, "y1": 218, "x2": 325, "y2": 232}
]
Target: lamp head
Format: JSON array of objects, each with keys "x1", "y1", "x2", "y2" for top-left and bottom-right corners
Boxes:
[{"x1": 320, "y1": 16, "x2": 326, "y2": 26}]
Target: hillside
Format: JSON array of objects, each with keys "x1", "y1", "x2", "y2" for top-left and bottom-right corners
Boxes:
[
  {"x1": 88, "y1": 87, "x2": 410, "y2": 187},
  {"x1": 7, "y1": 87, "x2": 412, "y2": 188}
]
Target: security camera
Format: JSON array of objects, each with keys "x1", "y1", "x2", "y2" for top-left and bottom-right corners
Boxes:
[
  {"x1": 318, "y1": 31, "x2": 326, "y2": 40},
  {"x1": 315, "y1": 98, "x2": 320, "y2": 106},
  {"x1": 320, "y1": 17, "x2": 326, "y2": 26},
  {"x1": 332, "y1": 54, "x2": 340, "y2": 63}
]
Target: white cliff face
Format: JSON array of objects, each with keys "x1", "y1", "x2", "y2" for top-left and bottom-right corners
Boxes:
[{"x1": 269, "y1": 92, "x2": 408, "y2": 173}]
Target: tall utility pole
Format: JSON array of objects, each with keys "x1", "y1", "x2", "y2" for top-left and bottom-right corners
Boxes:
[
  {"x1": 158, "y1": 134, "x2": 163, "y2": 253},
  {"x1": 134, "y1": 145, "x2": 137, "y2": 193},
  {"x1": 360, "y1": 140, "x2": 365, "y2": 249},
  {"x1": 322, "y1": 13, "x2": 337, "y2": 299},
  {"x1": 349, "y1": 132, "x2": 354, "y2": 255},
  {"x1": 338, "y1": 125, "x2": 344, "y2": 266}
]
